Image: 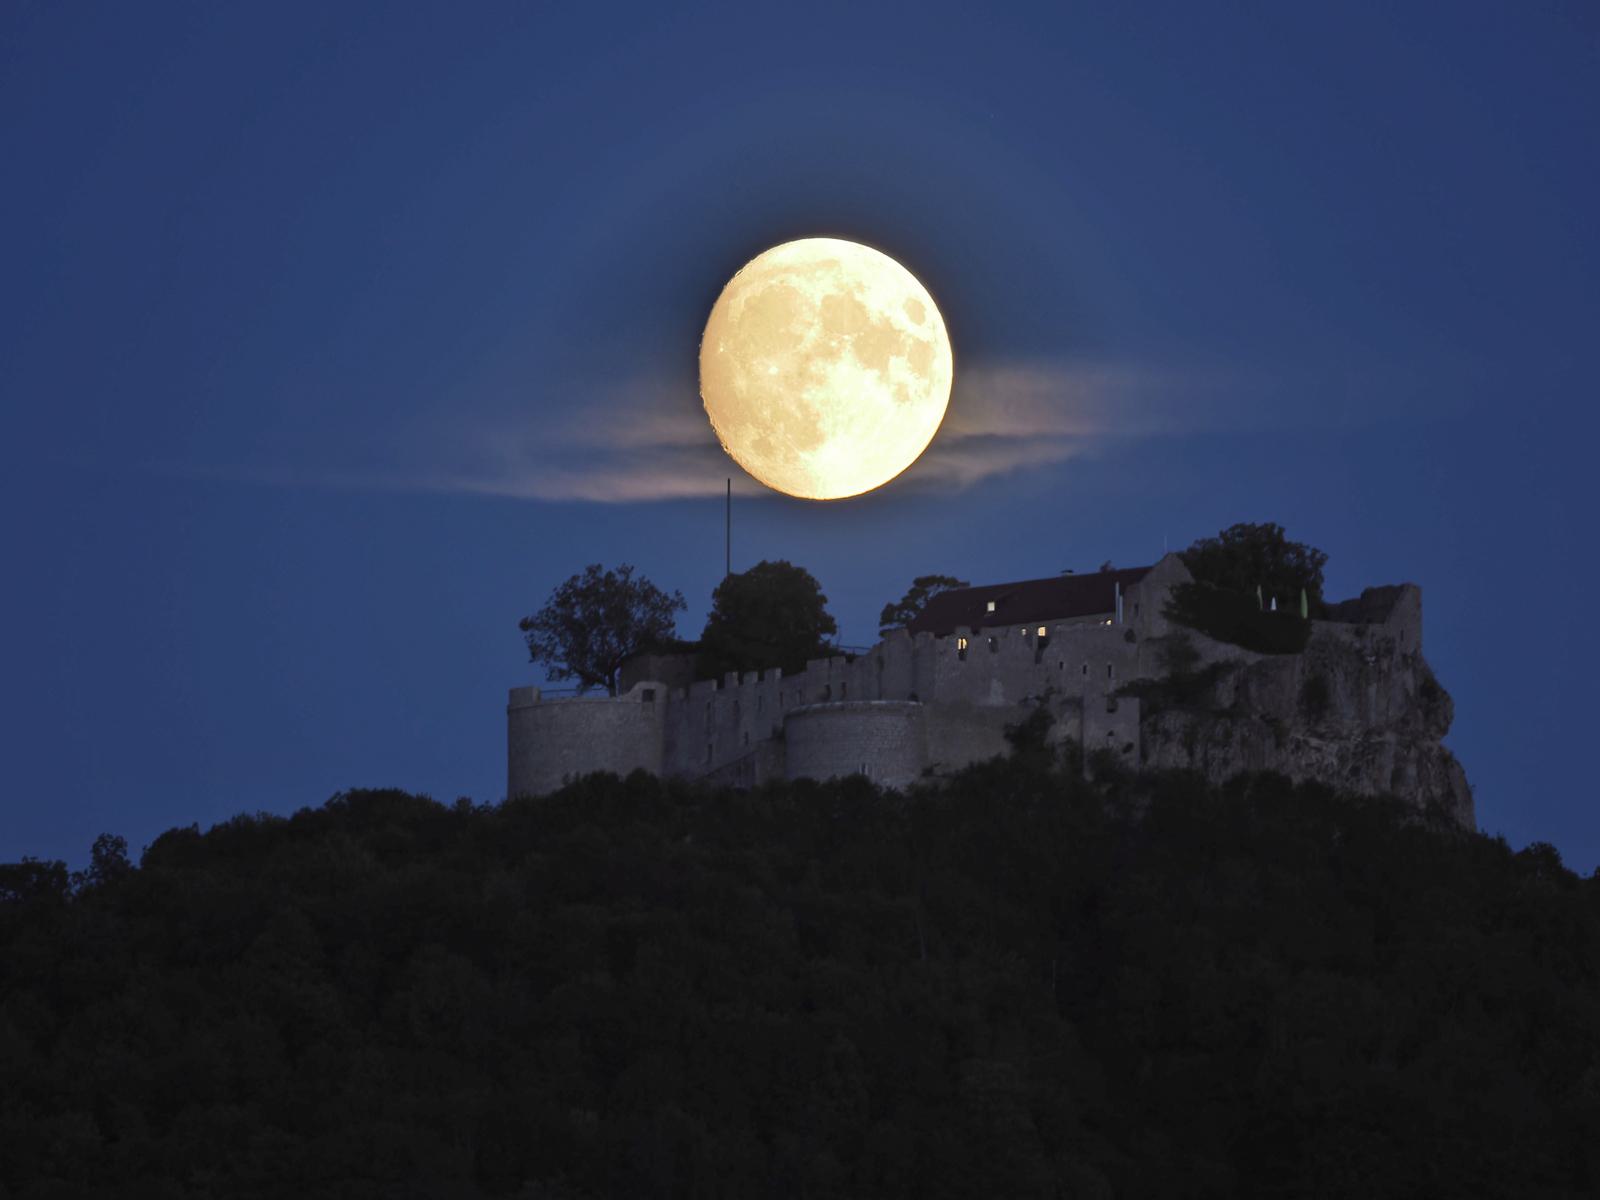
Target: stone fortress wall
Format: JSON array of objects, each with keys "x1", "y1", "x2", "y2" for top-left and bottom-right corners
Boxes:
[
  {"x1": 506, "y1": 681, "x2": 668, "y2": 798},
  {"x1": 506, "y1": 552, "x2": 1466, "y2": 823},
  {"x1": 509, "y1": 554, "x2": 1192, "y2": 796}
]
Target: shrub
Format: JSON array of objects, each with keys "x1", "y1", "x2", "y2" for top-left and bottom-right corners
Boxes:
[{"x1": 1164, "y1": 582, "x2": 1310, "y2": 654}]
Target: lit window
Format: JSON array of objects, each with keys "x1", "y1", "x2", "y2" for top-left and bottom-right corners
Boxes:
[
  {"x1": 956, "y1": 636, "x2": 969, "y2": 650},
  {"x1": 1037, "y1": 626, "x2": 1047, "y2": 637},
  {"x1": 1019, "y1": 627, "x2": 1027, "y2": 637},
  {"x1": 985, "y1": 600, "x2": 996, "y2": 613}
]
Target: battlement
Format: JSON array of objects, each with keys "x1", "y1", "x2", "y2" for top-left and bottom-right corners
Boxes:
[{"x1": 509, "y1": 553, "x2": 1191, "y2": 797}]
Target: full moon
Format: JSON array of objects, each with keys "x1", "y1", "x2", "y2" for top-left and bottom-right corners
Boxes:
[{"x1": 699, "y1": 238, "x2": 953, "y2": 500}]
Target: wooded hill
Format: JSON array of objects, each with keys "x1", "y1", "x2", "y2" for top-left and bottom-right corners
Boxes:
[{"x1": 3, "y1": 754, "x2": 1597, "y2": 1198}]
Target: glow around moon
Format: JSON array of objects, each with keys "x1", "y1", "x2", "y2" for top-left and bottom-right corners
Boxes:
[{"x1": 699, "y1": 238, "x2": 953, "y2": 500}]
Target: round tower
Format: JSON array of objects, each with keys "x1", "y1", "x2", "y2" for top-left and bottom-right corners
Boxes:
[{"x1": 783, "y1": 700, "x2": 926, "y2": 789}]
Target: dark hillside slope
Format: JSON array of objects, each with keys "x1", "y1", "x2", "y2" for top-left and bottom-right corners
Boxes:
[{"x1": 3, "y1": 764, "x2": 1598, "y2": 1198}]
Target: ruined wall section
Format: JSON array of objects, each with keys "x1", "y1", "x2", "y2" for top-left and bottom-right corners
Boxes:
[
  {"x1": 1137, "y1": 583, "x2": 1472, "y2": 827},
  {"x1": 1125, "y1": 552, "x2": 1194, "y2": 640}
]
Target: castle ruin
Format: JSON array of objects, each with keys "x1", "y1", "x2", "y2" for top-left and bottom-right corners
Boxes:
[{"x1": 507, "y1": 553, "x2": 1474, "y2": 828}]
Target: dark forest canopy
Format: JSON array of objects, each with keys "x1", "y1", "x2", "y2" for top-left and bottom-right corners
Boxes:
[{"x1": 3, "y1": 761, "x2": 1598, "y2": 1198}]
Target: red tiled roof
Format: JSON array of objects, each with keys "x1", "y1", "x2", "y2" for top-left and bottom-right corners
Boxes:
[{"x1": 905, "y1": 566, "x2": 1153, "y2": 636}]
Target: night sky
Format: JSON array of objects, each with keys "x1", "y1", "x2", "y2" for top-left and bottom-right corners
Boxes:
[{"x1": 3, "y1": 3, "x2": 1596, "y2": 873}]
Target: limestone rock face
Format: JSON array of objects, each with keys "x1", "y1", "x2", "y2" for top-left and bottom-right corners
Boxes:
[{"x1": 1137, "y1": 611, "x2": 1474, "y2": 829}]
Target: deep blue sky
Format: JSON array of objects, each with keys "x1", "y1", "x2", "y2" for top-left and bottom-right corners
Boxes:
[{"x1": 3, "y1": 3, "x2": 1596, "y2": 872}]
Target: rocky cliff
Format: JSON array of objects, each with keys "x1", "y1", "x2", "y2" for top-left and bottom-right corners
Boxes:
[{"x1": 1132, "y1": 585, "x2": 1474, "y2": 829}]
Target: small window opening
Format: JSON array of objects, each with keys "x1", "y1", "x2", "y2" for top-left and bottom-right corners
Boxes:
[
  {"x1": 1082, "y1": 664, "x2": 1088, "y2": 676},
  {"x1": 985, "y1": 600, "x2": 996, "y2": 613},
  {"x1": 840, "y1": 682, "x2": 847, "y2": 698},
  {"x1": 1037, "y1": 626, "x2": 1048, "y2": 638},
  {"x1": 987, "y1": 636, "x2": 999, "y2": 652},
  {"x1": 1107, "y1": 663, "x2": 1114, "y2": 679}
]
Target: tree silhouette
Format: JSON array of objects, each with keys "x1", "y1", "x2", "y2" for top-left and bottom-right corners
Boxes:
[
  {"x1": 698, "y1": 559, "x2": 838, "y2": 679},
  {"x1": 1181, "y1": 521, "x2": 1328, "y2": 606},
  {"x1": 878, "y1": 574, "x2": 969, "y2": 635},
  {"x1": 519, "y1": 563, "x2": 685, "y2": 694}
]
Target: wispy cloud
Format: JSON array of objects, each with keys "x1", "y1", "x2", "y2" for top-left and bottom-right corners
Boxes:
[
  {"x1": 164, "y1": 355, "x2": 1327, "y2": 503},
  {"x1": 411, "y1": 359, "x2": 1208, "y2": 504}
]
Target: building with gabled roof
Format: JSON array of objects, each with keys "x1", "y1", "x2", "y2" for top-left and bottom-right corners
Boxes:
[{"x1": 907, "y1": 566, "x2": 1154, "y2": 637}]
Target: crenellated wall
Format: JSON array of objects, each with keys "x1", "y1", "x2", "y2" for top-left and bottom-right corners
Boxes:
[
  {"x1": 506, "y1": 557, "x2": 1186, "y2": 797},
  {"x1": 507, "y1": 556, "x2": 1187, "y2": 796}
]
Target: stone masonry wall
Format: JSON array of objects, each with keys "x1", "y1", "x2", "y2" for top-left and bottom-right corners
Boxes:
[
  {"x1": 507, "y1": 682, "x2": 666, "y2": 798},
  {"x1": 507, "y1": 554, "x2": 1190, "y2": 795},
  {"x1": 784, "y1": 701, "x2": 927, "y2": 789}
]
